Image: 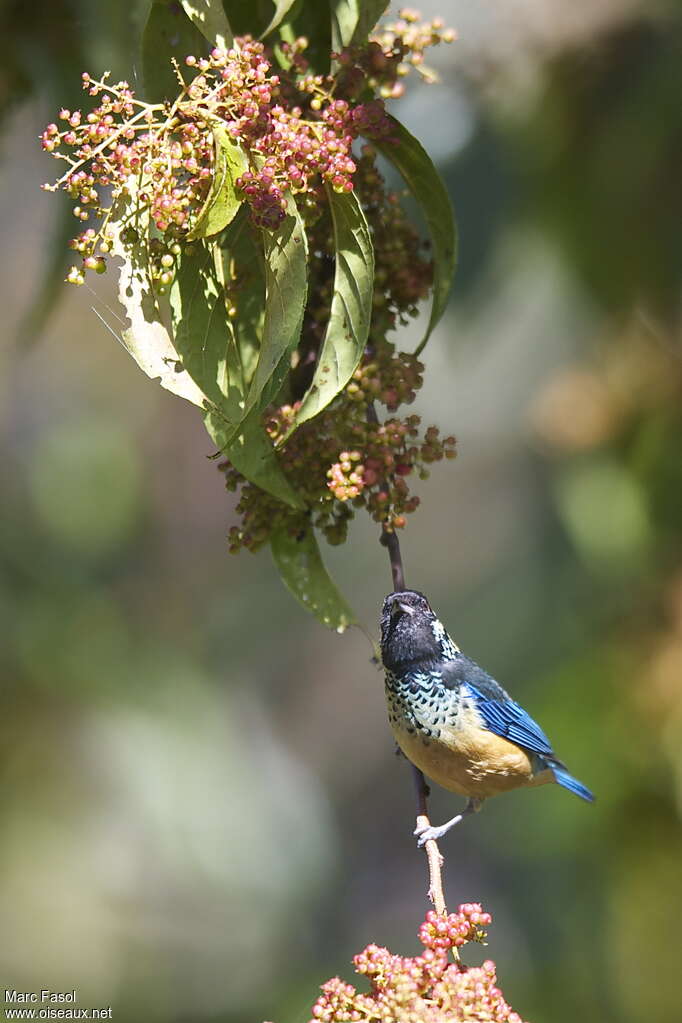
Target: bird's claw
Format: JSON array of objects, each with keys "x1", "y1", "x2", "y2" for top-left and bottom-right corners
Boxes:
[
  {"x1": 414, "y1": 811, "x2": 466, "y2": 847},
  {"x1": 414, "y1": 823, "x2": 442, "y2": 847}
]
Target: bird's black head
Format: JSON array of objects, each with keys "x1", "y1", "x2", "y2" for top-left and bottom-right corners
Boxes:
[{"x1": 380, "y1": 590, "x2": 445, "y2": 671}]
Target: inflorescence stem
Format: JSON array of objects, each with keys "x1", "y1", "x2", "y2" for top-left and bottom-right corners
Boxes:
[
  {"x1": 380, "y1": 528, "x2": 406, "y2": 593},
  {"x1": 368, "y1": 401, "x2": 447, "y2": 916}
]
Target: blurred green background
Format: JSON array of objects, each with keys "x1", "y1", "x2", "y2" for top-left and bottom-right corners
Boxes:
[{"x1": 2, "y1": 2, "x2": 682, "y2": 1021}]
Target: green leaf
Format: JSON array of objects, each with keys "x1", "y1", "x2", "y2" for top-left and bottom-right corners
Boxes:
[
  {"x1": 223, "y1": 0, "x2": 277, "y2": 37},
  {"x1": 169, "y1": 242, "x2": 244, "y2": 424},
  {"x1": 271, "y1": 521, "x2": 357, "y2": 630},
  {"x1": 108, "y1": 196, "x2": 206, "y2": 408},
  {"x1": 180, "y1": 0, "x2": 233, "y2": 47},
  {"x1": 206, "y1": 407, "x2": 304, "y2": 508},
  {"x1": 261, "y1": 0, "x2": 298, "y2": 38},
  {"x1": 287, "y1": 1, "x2": 331, "y2": 74},
  {"x1": 242, "y1": 195, "x2": 308, "y2": 417},
  {"x1": 188, "y1": 125, "x2": 248, "y2": 239},
  {"x1": 279, "y1": 187, "x2": 373, "y2": 441},
  {"x1": 374, "y1": 115, "x2": 457, "y2": 354},
  {"x1": 142, "y1": 2, "x2": 208, "y2": 104},
  {"x1": 106, "y1": 191, "x2": 301, "y2": 510},
  {"x1": 171, "y1": 241, "x2": 303, "y2": 507},
  {"x1": 219, "y1": 208, "x2": 265, "y2": 389},
  {"x1": 330, "y1": 0, "x2": 388, "y2": 50}
]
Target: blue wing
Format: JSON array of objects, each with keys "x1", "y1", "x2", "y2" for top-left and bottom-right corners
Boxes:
[
  {"x1": 439, "y1": 654, "x2": 556, "y2": 758},
  {"x1": 463, "y1": 683, "x2": 555, "y2": 758},
  {"x1": 438, "y1": 654, "x2": 595, "y2": 800}
]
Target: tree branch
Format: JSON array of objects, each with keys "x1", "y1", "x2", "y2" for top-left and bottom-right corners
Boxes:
[
  {"x1": 368, "y1": 401, "x2": 447, "y2": 916},
  {"x1": 380, "y1": 528, "x2": 405, "y2": 592},
  {"x1": 412, "y1": 765, "x2": 447, "y2": 916}
]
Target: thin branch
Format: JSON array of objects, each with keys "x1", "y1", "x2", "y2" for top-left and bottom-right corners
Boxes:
[
  {"x1": 412, "y1": 766, "x2": 446, "y2": 916},
  {"x1": 380, "y1": 528, "x2": 405, "y2": 592},
  {"x1": 48, "y1": 105, "x2": 153, "y2": 189},
  {"x1": 368, "y1": 400, "x2": 447, "y2": 916}
]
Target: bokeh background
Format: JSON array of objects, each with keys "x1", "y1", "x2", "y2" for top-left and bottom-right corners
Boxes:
[{"x1": 2, "y1": 1, "x2": 682, "y2": 1020}]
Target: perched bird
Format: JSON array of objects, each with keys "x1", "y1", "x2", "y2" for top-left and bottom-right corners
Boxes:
[{"x1": 380, "y1": 590, "x2": 594, "y2": 845}]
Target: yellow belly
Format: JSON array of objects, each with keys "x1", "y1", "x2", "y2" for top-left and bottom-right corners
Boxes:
[{"x1": 392, "y1": 716, "x2": 553, "y2": 800}]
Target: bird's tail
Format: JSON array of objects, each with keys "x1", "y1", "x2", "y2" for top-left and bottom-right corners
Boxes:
[{"x1": 551, "y1": 764, "x2": 595, "y2": 803}]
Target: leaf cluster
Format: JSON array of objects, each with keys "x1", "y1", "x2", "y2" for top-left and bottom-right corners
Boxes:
[{"x1": 43, "y1": 0, "x2": 457, "y2": 628}]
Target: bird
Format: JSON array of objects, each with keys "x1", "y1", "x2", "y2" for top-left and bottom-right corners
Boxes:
[{"x1": 380, "y1": 589, "x2": 594, "y2": 846}]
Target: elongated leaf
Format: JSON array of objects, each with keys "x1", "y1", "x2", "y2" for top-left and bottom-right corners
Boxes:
[
  {"x1": 220, "y1": 209, "x2": 265, "y2": 389},
  {"x1": 188, "y1": 126, "x2": 248, "y2": 239},
  {"x1": 271, "y1": 521, "x2": 357, "y2": 630},
  {"x1": 206, "y1": 407, "x2": 303, "y2": 508},
  {"x1": 222, "y1": 0, "x2": 279, "y2": 37},
  {"x1": 374, "y1": 115, "x2": 457, "y2": 354},
  {"x1": 279, "y1": 187, "x2": 373, "y2": 442},
  {"x1": 330, "y1": 0, "x2": 387, "y2": 50},
  {"x1": 142, "y1": 2, "x2": 208, "y2": 104},
  {"x1": 109, "y1": 198, "x2": 206, "y2": 407},
  {"x1": 181, "y1": 0, "x2": 233, "y2": 48},
  {"x1": 171, "y1": 242, "x2": 302, "y2": 507},
  {"x1": 354, "y1": 0, "x2": 389, "y2": 42},
  {"x1": 169, "y1": 242, "x2": 244, "y2": 423},
  {"x1": 261, "y1": 0, "x2": 298, "y2": 38},
  {"x1": 288, "y1": 0, "x2": 331, "y2": 73},
  {"x1": 110, "y1": 218, "x2": 299, "y2": 507},
  {"x1": 242, "y1": 195, "x2": 308, "y2": 416}
]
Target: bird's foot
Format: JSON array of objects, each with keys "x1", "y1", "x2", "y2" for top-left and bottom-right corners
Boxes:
[
  {"x1": 413, "y1": 800, "x2": 482, "y2": 847},
  {"x1": 414, "y1": 815, "x2": 463, "y2": 847}
]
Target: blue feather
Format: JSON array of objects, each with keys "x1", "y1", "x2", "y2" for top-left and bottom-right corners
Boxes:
[
  {"x1": 462, "y1": 680, "x2": 594, "y2": 802},
  {"x1": 463, "y1": 683, "x2": 554, "y2": 757},
  {"x1": 551, "y1": 765, "x2": 595, "y2": 803},
  {"x1": 466, "y1": 683, "x2": 593, "y2": 802}
]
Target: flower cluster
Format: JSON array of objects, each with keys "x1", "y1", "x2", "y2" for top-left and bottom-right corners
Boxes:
[
  {"x1": 323, "y1": 417, "x2": 456, "y2": 511},
  {"x1": 347, "y1": 351, "x2": 424, "y2": 410},
  {"x1": 42, "y1": 9, "x2": 452, "y2": 285},
  {"x1": 42, "y1": 7, "x2": 459, "y2": 550},
  {"x1": 331, "y1": 6, "x2": 457, "y2": 100},
  {"x1": 221, "y1": 358, "x2": 456, "y2": 552},
  {"x1": 279, "y1": 7, "x2": 455, "y2": 107},
  {"x1": 42, "y1": 70, "x2": 213, "y2": 286},
  {"x1": 220, "y1": 118, "x2": 454, "y2": 553},
  {"x1": 307, "y1": 905, "x2": 525, "y2": 1022},
  {"x1": 419, "y1": 905, "x2": 492, "y2": 949},
  {"x1": 41, "y1": 39, "x2": 383, "y2": 282}
]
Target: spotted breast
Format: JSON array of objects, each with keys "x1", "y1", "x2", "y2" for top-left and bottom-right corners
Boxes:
[{"x1": 385, "y1": 667, "x2": 550, "y2": 799}]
